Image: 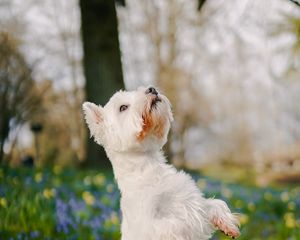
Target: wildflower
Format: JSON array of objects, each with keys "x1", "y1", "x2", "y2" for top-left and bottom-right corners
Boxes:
[
  {"x1": 82, "y1": 191, "x2": 95, "y2": 205},
  {"x1": 30, "y1": 231, "x2": 39, "y2": 238},
  {"x1": 284, "y1": 212, "x2": 296, "y2": 228},
  {"x1": 0, "y1": 197, "x2": 7, "y2": 208},
  {"x1": 280, "y1": 191, "x2": 289, "y2": 202},
  {"x1": 93, "y1": 174, "x2": 106, "y2": 186},
  {"x1": 110, "y1": 211, "x2": 119, "y2": 225},
  {"x1": 247, "y1": 202, "x2": 255, "y2": 211},
  {"x1": 287, "y1": 202, "x2": 296, "y2": 211},
  {"x1": 197, "y1": 179, "x2": 206, "y2": 189},
  {"x1": 35, "y1": 172, "x2": 43, "y2": 183},
  {"x1": 84, "y1": 176, "x2": 92, "y2": 186},
  {"x1": 53, "y1": 165, "x2": 62, "y2": 175},
  {"x1": 221, "y1": 187, "x2": 232, "y2": 199},
  {"x1": 239, "y1": 213, "x2": 249, "y2": 225},
  {"x1": 264, "y1": 192, "x2": 272, "y2": 201},
  {"x1": 55, "y1": 199, "x2": 73, "y2": 234},
  {"x1": 43, "y1": 188, "x2": 56, "y2": 199},
  {"x1": 106, "y1": 184, "x2": 114, "y2": 193},
  {"x1": 89, "y1": 216, "x2": 102, "y2": 229}
]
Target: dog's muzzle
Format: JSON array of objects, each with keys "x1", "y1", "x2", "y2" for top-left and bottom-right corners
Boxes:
[
  {"x1": 146, "y1": 87, "x2": 161, "y2": 109},
  {"x1": 145, "y1": 87, "x2": 158, "y2": 96}
]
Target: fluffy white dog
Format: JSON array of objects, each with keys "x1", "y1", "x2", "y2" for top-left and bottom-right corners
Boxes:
[{"x1": 83, "y1": 86, "x2": 240, "y2": 240}]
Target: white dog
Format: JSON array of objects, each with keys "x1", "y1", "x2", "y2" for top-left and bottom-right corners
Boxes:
[{"x1": 83, "y1": 86, "x2": 240, "y2": 240}]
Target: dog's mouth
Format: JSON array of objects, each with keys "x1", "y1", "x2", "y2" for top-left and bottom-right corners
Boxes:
[{"x1": 151, "y1": 96, "x2": 161, "y2": 109}]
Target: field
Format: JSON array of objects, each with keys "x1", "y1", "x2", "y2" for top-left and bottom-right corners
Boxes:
[{"x1": 0, "y1": 166, "x2": 299, "y2": 240}]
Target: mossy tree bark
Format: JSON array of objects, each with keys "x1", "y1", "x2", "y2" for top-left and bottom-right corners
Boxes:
[{"x1": 80, "y1": 0, "x2": 124, "y2": 168}]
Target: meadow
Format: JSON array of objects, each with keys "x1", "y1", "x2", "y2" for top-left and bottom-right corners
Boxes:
[{"x1": 0, "y1": 166, "x2": 299, "y2": 240}]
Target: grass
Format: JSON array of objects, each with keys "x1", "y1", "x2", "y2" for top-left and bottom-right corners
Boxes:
[{"x1": 0, "y1": 165, "x2": 299, "y2": 240}]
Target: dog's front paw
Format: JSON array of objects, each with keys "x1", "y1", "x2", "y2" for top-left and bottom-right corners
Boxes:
[
  {"x1": 206, "y1": 199, "x2": 240, "y2": 238},
  {"x1": 212, "y1": 216, "x2": 240, "y2": 239}
]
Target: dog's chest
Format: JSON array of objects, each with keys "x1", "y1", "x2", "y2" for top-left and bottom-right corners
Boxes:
[
  {"x1": 118, "y1": 174, "x2": 158, "y2": 222},
  {"x1": 120, "y1": 188, "x2": 155, "y2": 236}
]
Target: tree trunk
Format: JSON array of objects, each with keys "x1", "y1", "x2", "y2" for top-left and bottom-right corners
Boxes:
[
  {"x1": 80, "y1": 0, "x2": 124, "y2": 168},
  {"x1": 0, "y1": 117, "x2": 9, "y2": 164}
]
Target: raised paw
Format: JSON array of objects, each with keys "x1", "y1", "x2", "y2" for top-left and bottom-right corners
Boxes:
[{"x1": 213, "y1": 217, "x2": 240, "y2": 239}]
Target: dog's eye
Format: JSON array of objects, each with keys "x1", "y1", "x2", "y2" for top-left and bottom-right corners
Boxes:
[{"x1": 119, "y1": 105, "x2": 129, "y2": 112}]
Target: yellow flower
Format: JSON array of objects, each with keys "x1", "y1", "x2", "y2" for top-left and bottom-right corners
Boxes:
[
  {"x1": 221, "y1": 187, "x2": 232, "y2": 199},
  {"x1": 247, "y1": 202, "x2": 255, "y2": 211},
  {"x1": 264, "y1": 192, "x2": 272, "y2": 201},
  {"x1": 110, "y1": 211, "x2": 119, "y2": 225},
  {"x1": 280, "y1": 192, "x2": 289, "y2": 202},
  {"x1": 284, "y1": 212, "x2": 296, "y2": 228},
  {"x1": 35, "y1": 172, "x2": 43, "y2": 183},
  {"x1": 238, "y1": 213, "x2": 249, "y2": 225},
  {"x1": 0, "y1": 198, "x2": 7, "y2": 208},
  {"x1": 43, "y1": 188, "x2": 56, "y2": 199},
  {"x1": 197, "y1": 179, "x2": 206, "y2": 189},
  {"x1": 93, "y1": 174, "x2": 106, "y2": 186},
  {"x1": 287, "y1": 202, "x2": 296, "y2": 211},
  {"x1": 53, "y1": 165, "x2": 62, "y2": 175},
  {"x1": 82, "y1": 191, "x2": 95, "y2": 205}
]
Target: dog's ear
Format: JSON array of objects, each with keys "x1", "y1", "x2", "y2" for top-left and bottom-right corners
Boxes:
[
  {"x1": 82, "y1": 102, "x2": 105, "y2": 141},
  {"x1": 82, "y1": 102, "x2": 103, "y2": 124}
]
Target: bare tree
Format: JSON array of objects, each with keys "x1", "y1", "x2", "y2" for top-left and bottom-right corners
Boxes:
[
  {"x1": 0, "y1": 32, "x2": 41, "y2": 162},
  {"x1": 2, "y1": 0, "x2": 89, "y2": 164},
  {"x1": 118, "y1": 0, "x2": 212, "y2": 166}
]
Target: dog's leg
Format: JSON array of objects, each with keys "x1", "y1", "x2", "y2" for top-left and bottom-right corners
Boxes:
[{"x1": 206, "y1": 199, "x2": 240, "y2": 238}]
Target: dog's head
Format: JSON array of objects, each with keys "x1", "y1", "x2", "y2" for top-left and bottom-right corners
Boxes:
[{"x1": 83, "y1": 86, "x2": 173, "y2": 152}]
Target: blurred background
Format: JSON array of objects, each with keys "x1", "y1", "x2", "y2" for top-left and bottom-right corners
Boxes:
[{"x1": 0, "y1": 0, "x2": 300, "y2": 239}]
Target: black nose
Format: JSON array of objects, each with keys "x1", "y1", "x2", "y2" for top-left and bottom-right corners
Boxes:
[{"x1": 145, "y1": 87, "x2": 158, "y2": 95}]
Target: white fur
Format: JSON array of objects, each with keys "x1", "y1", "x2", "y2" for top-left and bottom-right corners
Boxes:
[{"x1": 83, "y1": 86, "x2": 240, "y2": 240}]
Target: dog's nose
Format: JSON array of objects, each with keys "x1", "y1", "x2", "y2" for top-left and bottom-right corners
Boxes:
[{"x1": 145, "y1": 87, "x2": 158, "y2": 95}]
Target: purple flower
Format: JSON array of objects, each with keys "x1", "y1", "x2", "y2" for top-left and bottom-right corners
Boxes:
[{"x1": 30, "y1": 231, "x2": 39, "y2": 238}]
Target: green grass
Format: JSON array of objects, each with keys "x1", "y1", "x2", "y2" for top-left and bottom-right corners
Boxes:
[{"x1": 0, "y1": 165, "x2": 299, "y2": 240}]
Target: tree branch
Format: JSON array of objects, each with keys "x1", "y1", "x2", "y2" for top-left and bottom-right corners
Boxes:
[
  {"x1": 198, "y1": 0, "x2": 207, "y2": 11},
  {"x1": 288, "y1": 0, "x2": 300, "y2": 8}
]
